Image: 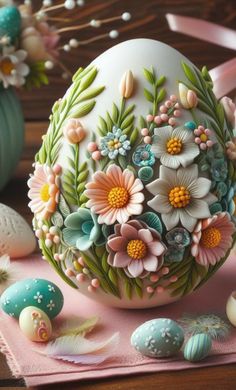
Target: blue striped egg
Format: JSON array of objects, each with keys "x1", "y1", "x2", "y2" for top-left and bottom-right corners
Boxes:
[
  {"x1": 184, "y1": 333, "x2": 212, "y2": 362},
  {"x1": 131, "y1": 318, "x2": 184, "y2": 358}
]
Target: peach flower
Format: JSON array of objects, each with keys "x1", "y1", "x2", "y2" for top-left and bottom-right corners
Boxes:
[
  {"x1": 179, "y1": 83, "x2": 198, "y2": 109},
  {"x1": 85, "y1": 165, "x2": 144, "y2": 225},
  {"x1": 63, "y1": 119, "x2": 86, "y2": 144},
  {"x1": 28, "y1": 163, "x2": 61, "y2": 220},
  {"x1": 191, "y1": 212, "x2": 235, "y2": 266}
]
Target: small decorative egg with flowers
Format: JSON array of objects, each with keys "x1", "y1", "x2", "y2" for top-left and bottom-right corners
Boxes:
[{"x1": 28, "y1": 39, "x2": 236, "y2": 308}]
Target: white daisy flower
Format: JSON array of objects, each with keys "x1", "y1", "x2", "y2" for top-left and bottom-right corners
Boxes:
[
  {"x1": 147, "y1": 164, "x2": 217, "y2": 232},
  {"x1": 0, "y1": 254, "x2": 17, "y2": 294},
  {"x1": 151, "y1": 125, "x2": 200, "y2": 169},
  {"x1": 0, "y1": 47, "x2": 29, "y2": 88}
]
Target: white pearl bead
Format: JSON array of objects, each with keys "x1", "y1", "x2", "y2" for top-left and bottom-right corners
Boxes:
[
  {"x1": 62, "y1": 72, "x2": 69, "y2": 79},
  {"x1": 43, "y1": 0, "x2": 52, "y2": 6},
  {"x1": 64, "y1": 0, "x2": 76, "y2": 9},
  {"x1": 63, "y1": 44, "x2": 71, "y2": 52},
  {"x1": 45, "y1": 60, "x2": 54, "y2": 70},
  {"x1": 90, "y1": 19, "x2": 101, "y2": 28},
  {"x1": 77, "y1": 0, "x2": 84, "y2": 5},
  {"x1": 109, "y1": 30, "x2": 119, "y2": 39},
  {"x1": 122, "y1": 12, "x2": 131, "y2": 21},
  {"x1": 69, "y1": 38, "x2": 79, "y2": 48}
]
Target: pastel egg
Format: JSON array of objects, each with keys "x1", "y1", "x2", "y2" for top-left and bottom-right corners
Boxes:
[
  {"x1": 0, "y1": 6, "x2": 21, "y2": 43},
  {"x1": 184, "y1": 333, "x2": 212, "y2": 362},
  {"x1": 131, "y1": 318, "x2": 184, "y2": 358},
  {"x1": 226, "y1": 291, "x2": 236, "y2": 327},
  {"x1": 0, "y1": 203, "x2": 36, "y2": 258},
  {"x1": 0, "y1": 278, "x2": 64, "y2": 319},
  {"x1": 19, "y1": 306, "x2": 52, "y2": 342}
]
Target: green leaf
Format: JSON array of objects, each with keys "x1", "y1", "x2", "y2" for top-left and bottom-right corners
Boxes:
[
  {"x1": 76, "y1": 86, "x2": 105, "y2": 103},
  {"x1": 134, "y1": 284, "x2": 143, "y2": 298},
  {"x1": 122, "y1": 104, "x2": 135, "y2": 121},
  {"x1": 112, "y1": 103, "x2": 119, "y2": 124},
  {"x1": 108, "y1": 268, "x2": 118, "y2": 286},
  {"x1": 156, "y1": 75, "x2": 166, "y2": 87},
  {"x1": 125, "y1": 281, "x2": 132, "y2": 300},
  {"x1": 144, "y1": 88, "x2": 154, "y2": 103},
  {"x1": 58, "y1": 194, "x2": 71, "y2": 217},
  {"x1": 156, "y1": 88, "x2": 166, "y2": 103},
  {"x1": 182, "y1": 62, "x2": 198, "y2": 85},
  {"x1": 106, "y1": 112, "x2": 114, "y2": 131},
  {"x1": 78, "y1": 67, "x2": 98, "y2": 92},
  {"x1": 139, "y1": 115, "x2": 147, "y2": 128},
  {"x1": 121, "y1": 114, "x2": 134, "y2": 130},
  {"x1": 69, "y1": 101, "x2": 96, "y2": 118},
  {"x1": 101, "y1": 252, "x2": 109, "y2": 273},
  {"x1": 118, "y1": 155, "x2": 128, "y2": 170},
  {"x1": 72, "y1": 67, "x2": 84, "y2": 82},
  {"x1": 130, "y1": 127, "x2": 139, "y2": 146},
  {"x1": 143, "y1": 68, "x2": 155, "y2": 84},
  {"x1": 78, "y1": 170, "x2": 88, "y2": 182},
  {"x1": 216, "y1": 103, "x2": 225, "y2": 129}
]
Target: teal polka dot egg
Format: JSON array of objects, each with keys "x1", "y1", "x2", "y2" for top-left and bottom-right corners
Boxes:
[
  {"x1": 0, "y1": 6, "x2": 21, "y2": 43},
  {"x1": 0, "y1": 278, "x2": 64, "y2": 319},
  {"x1": 131, "y1": 318, "x2": 184, "y2": 357}
]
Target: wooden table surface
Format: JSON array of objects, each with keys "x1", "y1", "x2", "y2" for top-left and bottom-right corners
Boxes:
[{"x1": 1, "y1": 0, "x2": 236, "y2": 388}]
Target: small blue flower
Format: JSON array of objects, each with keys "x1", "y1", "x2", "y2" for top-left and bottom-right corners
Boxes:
[
  {"x1": 132, "y1": 144, "x2": 155, "y2": 167},
  {"x1": 210, "y1": 158, "x2": 228, "y2": 182},
  {"x1": 165, "y1": 227, "x2": 190, "y2": 249},
  {"x1": 100, "y1": 126, "x2": 131, "y2": 160}
]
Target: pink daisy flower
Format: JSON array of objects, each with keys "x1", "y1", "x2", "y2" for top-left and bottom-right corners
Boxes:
[
  {"x1": 28, "y1": 163, "x2": 61, "y2": 220},
  {"x1": 194, "y1": 125, "x2": 213, "y2": 150},
  {"x1": 191, "y1": 212, "x2": 235, "y2": 266},
  {"x1": 107, "y1": 220, "x2": 166, "y2": 278},
  {"x1": 84, "y1": 165, "x2": 144, "y2": 225}
]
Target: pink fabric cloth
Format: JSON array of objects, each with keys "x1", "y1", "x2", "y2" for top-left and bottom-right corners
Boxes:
[{"x1": 1, "y1": 253, "x2": 236, "y2": 387}]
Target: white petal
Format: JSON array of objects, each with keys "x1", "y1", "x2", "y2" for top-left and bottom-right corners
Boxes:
[
  {"x1": 154, "y1": 125, "x2": 172, "y2": 138},
  {"x1": 177, "y1": 164, "x2": 198, "y2": 187},
  {"x1": 127, "y1": 260, "x2": 144, "y2": 277},
  {"x1": 186, "y1": 199, "x2": 211, "y2": 219},
  {"x1": 159, "y1": 165, "x2": 177, "y2": 184},
  {"x1": 143, "y1": 255, "x2": 158, "y2": 272},
  {"x1": 160, "y1": 153, "x2": 181, "y2": 169},
  {"x1": 147, "y1": 194, "x2": 172, "y2": 213},
  {"x1": 188, "y1": 177, "x2": 211, "y2": 198},
  {"x1": 162, "y1": 210, "x2": 180, "y2": 230},
  {"x1": 178, "y1": 143, "x2": 200, "y2": 167},
  {"x1": 179, "y1": 210, "x2": 197, "y2": 232}
]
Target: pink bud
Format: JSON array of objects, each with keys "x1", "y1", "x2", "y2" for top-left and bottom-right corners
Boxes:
[
  {"x1": 91, "y1": 278, "x2": 100, "y2": 288},
  {"x1": 76, "y1": 273, "x2": 85, "y2": 282},
  {"x1": 156, "y1": 286, "x2": 164, "y2": 293},
  {"x1": 141, "y1": 128, "x2": 149, "y2": 136},
  {"x1": 187, "y1": 90, "x2": 198, "y2": 108},
  {"x1": 150, "y1": 274, "x2": 159, "y2": 282},
  {"x1": 144, "y1": 136, "x2": 152, "y2": 144},
  {"x1": 87, "y1": 142, "x2": 98, "y2": 152},
  {"x1": 160, "y1": 105, "x2": 167, "y2": 113},
  {"x1": 160, "y1": 113, "x2": 168, "y2": 122},
  {"x1": 168, "y1": 117, "x2": 176, "y2": 126},
  {"x1": 146, "y1": 114, "x2": 154, "y2": 122},
  {"x1": 220, "y1": 96, "x2": 236, "y2": 127},
  {"x1": 92, "y1": 150, "x2": 102, "y2": 160},
  {"x1": 65, "y1": 268, "x2": 75, "y2": 277},
  {"x1": 165, "y1": 100, "x2": 172, "y2": 108},
  {"x1": 170, "y1": 94, "x2": 177, "y2": 102},
  {"x1": 154, "y1": 115, "x2": 162, "y2": 125},
  {"x1": 146, "y1": 286, "x2": 154, "y2": 294},
  {"x1": 174, "y1": 109, "x2": 181, "y2": 117}
]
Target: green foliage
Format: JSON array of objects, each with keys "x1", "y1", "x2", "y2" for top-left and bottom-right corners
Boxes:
[
  {"x1": 143, "y1": 66, "x2": 166, "y2": 115},
  {"x1": 24, "y1": 61, "x2": 49, "y2": 90}
]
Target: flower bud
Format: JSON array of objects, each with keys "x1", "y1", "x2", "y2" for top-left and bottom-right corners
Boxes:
[
  {"x1": 63, "y1": 119, "x2": 86, "y2": 144},
  {"x1": 20, "y1": 27, "x2": 48, "y2": 62},
  {"x1": 119, "y1": 70, "x2": 134, "y2": 98},
  {"x1": 179, "y1": 83, "x2": 198, "y2": 109},
  {"x1": 220, "y1": 96, "x2": 236, "y2": 127}
]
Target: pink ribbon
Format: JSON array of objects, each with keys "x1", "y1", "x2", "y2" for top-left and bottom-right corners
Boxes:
[{"x1": 166, "y1": 13, "x2": 236, "y2": 98}]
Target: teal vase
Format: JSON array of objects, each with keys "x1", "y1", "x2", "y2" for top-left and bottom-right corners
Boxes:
[{"x1": 0, "y1": 87, "x2": 24, "y2": 191}]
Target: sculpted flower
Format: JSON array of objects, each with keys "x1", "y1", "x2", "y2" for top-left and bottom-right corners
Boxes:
[
  {"x1": 152, "y1": 125, "x2": 199, "y2": 169},
  {"x1": 132, "y1": 144, "x2": 155, "y2": 167},
  {"x1": 119, "y1": 70, "x2": 134, "y2": 98},
  {"x1": 179, "y1": 83, "x2": 198, "y2": 109},
  {"x1": 191, "y1": 212, "x2": 235, "y2": 266},
  {"x1": 28, "y1": 163, "x2": 61, "y2": 220},
  {"x1": 0, "y1": 47, "x2": 29, "y2": 88},
  {"x1": 63, "y1": 118, "x2": 86, "y2": 144},
  {"x1": 226, "y1": 137, "x2": 236, "y2": 161},
  {"x1": 147, "y1": 164, "x2": 217, "y2": 232},
  {"x1": 107, "y1": 220, "x2": 166, "y2": 278},
  {"x1": 63, "y1": 208, "x2": 104, "y2": 251},
  {"x1": 85, "y1": 165, "x2": 144, "y2": 225},
  {"x1": 100, "y1": 126, "x2": 131, "y2": 159},
  {"x1": 220, "y1": 96, "x2": 236, "y2": 128},
  {"x1": 194, "y1": 125, "x2": 213, "y2": 150}
]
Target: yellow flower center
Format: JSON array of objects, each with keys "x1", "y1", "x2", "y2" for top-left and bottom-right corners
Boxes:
[
  {"x1": 127, "y1": 239, "x2": 147, "y2": 260},
  {"x1": 108, "y1": 187, "x2": 129, "y2": 208},
  {"x1": 169, "y1": 186, "x2": 191, "y2": 208},
  {"x1": 200, "y1": 133, "x2": 208, "y2": 142},
  {"x1": 201, "y1": 227, "x2": 222, "y2": 248},
  {"x1": 0, "y1": 58, "x2": 15, "y2": 75},
  {"x1": 108, "y1": 139, "x2": 121, "y2": 150},
  {"x1": 166, "y1": 137, "x2": 182, "y2": 155},
  {"x1": 40, "y1": 183, "x2": 50, "y2": 202}
]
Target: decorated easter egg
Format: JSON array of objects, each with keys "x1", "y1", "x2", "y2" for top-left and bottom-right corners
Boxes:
[
  {"x1": 131, "y1": 318, "x2": 184, "y2": 358},
  {"x1": 0, "y1": 278, "x2": 63, "y2": 319},
  {"x1": 226, "y1": 291, "x2": 236, "y2": 327},
  {"x1": 184, "y1": 333, "x2": 212, "y2": 362},
  {"x1": 0, "y1": 6, "x2": 21, "y2": 43},
  {"x1": 28, "y1": 38, "x2": 236, "y2": 309},
  {"x1": 0, "y1": 203, "x2": 36, "y2": 258},
  {"x1": 19, "y1": 306, "x2": 52, "y2": 342}
]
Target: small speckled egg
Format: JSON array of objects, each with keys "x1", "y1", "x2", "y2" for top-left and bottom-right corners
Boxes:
[
  {"x1": 131, "y1": 318, "x2": 184, "y2": 358},
  {"x1": 0, "y1": 278, "x2": 64, "y2": 319},
  {"x1": 19, "y1": 306, "x2": 52, "y2": 342},
  {"x1": 184, "y1": 333, "x2": 212, "y2": 362}
]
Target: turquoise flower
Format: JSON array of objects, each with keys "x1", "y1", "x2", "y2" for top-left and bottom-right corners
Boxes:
[
  {"x1": 132, "y1": 144, "x2": 155, "y2": 167},
  {"x1": 100, "y1": 126, "x2": 131, "y2": 159},
  {"x1": 210, "y1": 158, "x2": 228, "y2": 182},
  {"x1": 165, "y1": 247, "x2": 185, "y2": 263},
  {"x1": 166, "y1": 227, "x2": 190, "y2": 249},
  {"x1": 62, "y1": 208, "x2": 104, "y2": 251}
]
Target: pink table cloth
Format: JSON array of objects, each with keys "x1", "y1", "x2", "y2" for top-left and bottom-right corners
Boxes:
[{"x1": 0, "y1": 253, "x2": 236, "y2": 387}]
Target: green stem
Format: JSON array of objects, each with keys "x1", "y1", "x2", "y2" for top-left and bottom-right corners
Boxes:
[{"x1": 74, "y1": 144, "x2": 80, "y2": 206}]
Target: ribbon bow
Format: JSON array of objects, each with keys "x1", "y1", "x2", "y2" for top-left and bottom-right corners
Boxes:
[{"x1": 166, "y1": 14, "x2": 236, "y2": 99}]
